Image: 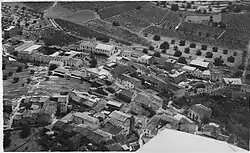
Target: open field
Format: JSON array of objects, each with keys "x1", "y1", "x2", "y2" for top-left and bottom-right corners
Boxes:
[
  {"x1": 22, "y1": 2, "x2": 53, "y2": 12},
  {"x1": 83, "y1": 19, "x2": 151, "y2": 46}
]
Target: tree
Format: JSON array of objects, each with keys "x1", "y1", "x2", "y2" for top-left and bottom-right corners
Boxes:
[
  {"x1": 14, "y1": 5, "x2": 19, "y2": 9},
  {"x1": 173, "y1": 46, "x2": 178, "y2": 51},
  {"x1": 238, "y1": 64, "x2": 245, "y2": 70},
  {"x1": 20, "y1": 124, "x2": 31, "y2": 138},
  {"x1": 171, "y1": 39, "x2": 175, "y2": 44},
  {"x1": 161, "y1": 49, "x2": 166, "y2": 53},
  {"x1": 143, "y1": 49, "x2": 148, "y2": 54},
  {"x1": 144, "y1": 33, "x2": 148, "y2": 37},
  {"x1": 4, "y1": 131, "x2": 11, "y2": 149},
  {"x1": 136, "y1": 5, "x2": 141, "y2": 10},
  {"x1": 179, "y1": 40, "x2": 186, "y2": 46},
  {"x1": 149, "y1": 46, "x2": 154, "y2": 51},
  {"x1": 3, "y1": 75, "x2": 8, "y2": 80},
  {"x1": 49, "y1": 64, "x2": 57, "y2": 71},
  {"x1": 27, "y1": 78, "x2": 32, "y2": 84},
  {"x1": 186, "y1": 2, "x2": 191, "y2": 9},
  {"x1": 13, "y1": 77, "x2": 19, "y2": 83},
  {"x1": 178, "y1": 57, "x2": 187, "y2": 64},
  {"x1": 196, "y1": 50, "x2": 202, "y2": 56},
  {"x1": 153, "y1": 35, "x2": 161, "y2": 41},
  {"x1": 233, "y1": 5, "x2": 241, "y2": 13},
  {"x1": 112, "y1": 21, "x2": 120, "y2": 26},
  {"x1": 30, "y1": 69, "x2": 35, "y2": 74},
  {"x1": 203, "y1": 9, "x2": 207, "y2": 14},
  {"x1": 21, "y1": 6, "x2": 26, "y2": 11},
  {"x1": 205, "y1": 52, "x2": 213, "y2": 58},
  {"x1": 16, "y1": 66, "x2": 22, "y2": 73},
  {"x1": 223, "y1": 49, "x2": 228, "y2": 54},
  {"x1": 160, "y1": 41, "x2": 169, "y2": 49},
  {"x1": 174, "y1": 50, "x2": 182, "y2": 57},
  {"x1": 190, "y1": 43, "x2": 196, "y2": 48},
  {"x1": 233, "y1": 52, "x2": 237, "y2": 56},
  {"x1": 233, "y1": 70, "x2": 243, "y2": 78},
  {"x1": 211, "y1": 22, "x2": 218, "y2": 28},
  {"x1": 8, "y1": 71, "x2": 13, "y2": 76},
  {"x1": 184, "y1": 47, "x2": 190, "y2": 53},
  {"x1": 171, "y1": 4, "x2": 179, "y2": 11},
  {"x1": 201, "y1": 45, "x2": 207, "y2": 50},
  {"x1": 90, "y1": 57, "x2": 98, "y2": 68},
  {"x1": 153, "y1": 52, "x2": 161, "y2": 57},
  {"x1": 214, "y1": 57, "x2": 224, "y2": 66},
  {"x1": 227, "y1": 56, "x2": 235, "y2": 63},
  {"x1": 212, "y1": 47, "x2": 218, "y2": 52},
  {"x1": 13, "y1": 51, "x2": 18, "y2": 56},
  {"x1": 202, "y1": 115, "x2": 210, "y2": 125},
  {"x1": 3, "y1": 63, "x2": 6, "y2": 70}
]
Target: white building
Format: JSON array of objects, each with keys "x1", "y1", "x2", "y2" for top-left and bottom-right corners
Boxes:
[
  {"x1": 95, "y1": 43, "x2": 118, "y2": 56},
  {"x1": 182, "y1": 65, "x2": 197, "y2": 75},
  {"x1": 138, "y1": 54, "x2": 154, "y2": 65},
  {"x1": 73, "y1": 112, "x2": 99, "y2": 125},
  {"x1": 190, "y1": 59, "x2": 212, "y2": 70},
  {"x1": 18, "y1": 44, "x2": 42, "y2": 61}
]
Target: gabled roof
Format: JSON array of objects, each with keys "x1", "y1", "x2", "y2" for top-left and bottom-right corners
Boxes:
[{"x1": 109, "y1": 110, "x2": 131, "y2": 122}]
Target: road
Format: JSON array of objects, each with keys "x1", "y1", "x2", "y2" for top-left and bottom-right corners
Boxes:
[{"x1": 243, "y1": 41, "x2": 250, "y2": 77}]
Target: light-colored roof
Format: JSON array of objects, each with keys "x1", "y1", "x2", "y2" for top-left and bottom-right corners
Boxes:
[
  {"x1": 95, "y1": 43, "x2": 115, "y2": 51},
  {"x1": 5, "y1": 26, "x2": 15, "y2": 31},
  {"x1": 140, "y1": 54, "x2": 153, "y2": 60},
  {"x1": 202, "y1": 70, "x2": 211, "y2": 76},
  {"x1": 109, "y1": 110, "x2": 131, "y2": 122},
  {"x1": 182, "y1": 65, "x2": 196, "y2": 71},
  {"x1": 23, "y1": 44, "x2": 42, "y2": 53},
  {"x1": 196, "y1": 57, "x2": 205, "y2": 61},
  {"x1": 223, "y1": 78, "x2": 242, "y2": 85},
  {"x1": 107, "y1": 101, "x2": 122, "y2": 108},
  {"x1": 73, "y1": 112, "x2": 99, "y2": 123},
  {"x1": 190, "y1": 60, "x2": 210, "y2": 68},
  {"x1": 137, "y1": 129, "x2": 248, "y2": 153},
  {"x1": 15, "y1": 41, "x2": 34, "y2": 51}
]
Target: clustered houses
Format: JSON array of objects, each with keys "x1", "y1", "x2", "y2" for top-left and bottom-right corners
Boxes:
[
  {"x1": 80, "y1": 41, "x2": 118, "y2": 56},
  {"x1": 187, "y1": 104, "x2": 212, "y2": 123}
]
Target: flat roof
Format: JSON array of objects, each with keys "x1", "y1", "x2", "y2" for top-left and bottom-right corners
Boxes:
[
  {"x1": 137, "y1": 129, "x2": 247, "y2": 153},
  {"x1": 15, "y1": 41, "x2": 34, "y2": 51},
  {"x1": 223, "y1": 78, "x2": 242, "y2": 85},
  {"x1": 140, "y1": 54, "x2": 153, "y2": 60},
  {"x1": 182, "y1": 65, "x2": 196, "y2": 71},
  {"x1": 190, "y1": 60, "x2": 210, "y2": 68},
  {"x1": 107, "y1": 101, "x2": 122, "y2": 107},
  {"x1": 95, "y1": 43, "x2": 114, "y2": 51},
  {"x1": 202, "y1": 70, "x2": 211, "y2": 75},
  {"x1": 23, "y1": 44, "x2": 42, "y2": 53},
  {"x1": 5, "y1": 26, "x2": 15, "y2": 31}
]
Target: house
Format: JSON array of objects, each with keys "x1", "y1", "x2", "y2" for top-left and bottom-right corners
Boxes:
[
  {"x1": 73, "y1": 112, "x2": 99, "y2": 126},
  {"x1": 138, "y1": 54, "x2": 154, "y2": 65},
  {"x1": 94, "y1": 43, "x2": 118, "y2": 56},
  {"x1": 223, "y1": 78, "x2": 242, "y2": 91},
  {"x1": 121, "y1": 50, "x2": 144, "y2": 61},
  {"x1": 187, "y1": 104, "x2": 212, "y2": 122},
  {"x1": 143, "y1": 115, "x2": 160, "y2": 136},
  {"x1": 117, "y1": 74, "x2": 142, "y2": 89},
  {"x1": 110, "y1": 65, "x2": 130, "y2": 78},
  {"x1": 39, "y1": 101, "x2": 57, "y2": 124},
  {"x1": 53, "y1": 68, "x2": 70, "y2": 77},
  {"x1": 182, "y1": 65, "x2": 197, "y2": 75},
  {"x1": 164, "y1": 58, "x2": 177, "y2": 71},
  {"x1": 51, "y1": 94, "x2": 69, "y2": 114},
  {"x1": 103, "y1": 62, "x2": 117, "y2": 71},
  {"x1": 167, "y1": 69, "x2": 186, "y2": 84},
  {"x1": 80, "y1": 41, "x2": 97, "y2": 52},
  {"x1": 202, "y1": 70, "x2": 211, "y2": 80},
  {"x1": 106, "y1": 100, "x2": 123, "y2": 110},
  {"x1": 189, "y1": 59, "x2": 212, "y2": 70},
  {"x1": 116, "y1": 57, "x2": 131, "y2": 66},
  {"x1": 116, "y1": 89, "x2": 136, "y2": 103},
  {"x1": 130, "y1": 63, "x2": 150, "y2": 75},
  {"x1": 143, "y1": 74, "x2": 169, "y2": 92},
  {"x1": 122, "y1": 50, "x2": 133, "y2": 58},
  {"x1": 18, "y1": 44, "x2": 42, "y2": 61},
  {"x1": 93, "y1": 129, "x2": 113, "y2": 139},
  {"x1": 178, "y1": 117, "x2": 197, "y2": 134}
]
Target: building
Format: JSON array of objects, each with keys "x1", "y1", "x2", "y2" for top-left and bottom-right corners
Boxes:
[
  {"x1": 164, "y1": 58, "x2": 177, "y2": 71},
  {"x1": 94, "y1": 43, "x2": 118, "y2": 56},
  {"x1": 116, "y1": 57, "x2": 131, "y2": 66},
  {"x1": 73, "y1": 112, "x2": 99, "y2": 126},
  {"x1": 106, "y1": 100, "x2": 123, "y2": 110},
  {"x1": 116, "y1": 89, "x2": 136, "y2": 103},
  {"x1": 80, "y1": 41, "x2": 97, "y2": 52},
  {"x1": 130, "y1": 63, "x2": 150, "y2": 75},
  {"x1": 108, "y1": 111, "x2": 132, "y2": 134},
  {"x1": 4, "y1": 26, "x2": 18, "y2": 38},
  {"x1": 167, "y1": 69, "x2": 186, "y2": 84},
  {"x1": 187, "y1": 104, "x2": 212, "y2": 122},
  {"x1": 18, "y1": 44, "x2": 42, "y2": 61},
  {"x1": 117, "y1": 74, "x2": 142, "y2": 89},
  {"x1": 182, "y1": 65, "x2": 197, "y2": 75},
  {"x1": 14, "y1": 41, "x2": 35, "y2": 52},
  {"x1": 223, "y1": 78, "x2": 242, "y2": 91},
  {"x1": 190, "y1": 59, "x2": 212, "y2": 70},
  {"x1": 138, "y1": 54, "x2": 154, "y2": 65}
]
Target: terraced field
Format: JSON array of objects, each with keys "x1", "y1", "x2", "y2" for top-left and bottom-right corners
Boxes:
[
  {"x1": 83, "y1": 19, "x2": 151, "y2": 46},
  {"x1": 159, "y1": 11, "x2": 183, "y2": 29},
  {"x1": 143, "y1": 26, "x2": 181, "y2": 38}
]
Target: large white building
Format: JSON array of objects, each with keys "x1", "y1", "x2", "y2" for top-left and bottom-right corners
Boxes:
[{"x1": 80, "y1": 41, "x2": 118, "y2": 56}]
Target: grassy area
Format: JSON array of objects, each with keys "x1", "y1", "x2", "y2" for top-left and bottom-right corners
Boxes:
[{"x1": 22, "y1": 2, "x2": 53, "y2": 12}]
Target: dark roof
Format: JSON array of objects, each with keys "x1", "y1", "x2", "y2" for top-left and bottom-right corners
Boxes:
[
  {"x1": 106, "y1": 143, "x2": 124, "y2": 151},
  {"x1": 102, "y1": 122, "x2": 123, "y2": 135},
  {"x1": 119, "y1": 89, "x2": 134, "y2": 98},
  {"x1": 111, "y1": 65, "x2": 130, "y2": 77},
  {"x1": 131, "y1": 63, "x2": 150, "y2": 73}
]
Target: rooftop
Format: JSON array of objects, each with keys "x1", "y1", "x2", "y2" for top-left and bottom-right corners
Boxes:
[
  {"x1": 223, "y1": 78, "x2": 242, "y2": 85},
  {"x1": 140, "y1": 54, "x2": 153, "y2": 60},
  {"x1": 190, "y1": 60, "x2": 210, "y2": 68},
  {"x1": 107, "y1": 100, "x2": 123, "y2": 108},
  {"x1": 109, "y1": 110, "x2": 131, "y2": 122},
  {"x1": 202, "y1": 70, "x2": 211, "y2": 76},
  {"x1": 23, "y1": 44, "x2": 42, "y2": 54},
  {"x1": 5, "y1": 26, "x2": 15, "y2": 31},
  {"x1": 182, "y1": 65, "x2": 197, "y2": 71},
  {"x1": 73, "y1": 112, "x2": 99, "y2": 123},
  {"x1": 95, "y1": 43, "x2": 115, "y2": 51}
]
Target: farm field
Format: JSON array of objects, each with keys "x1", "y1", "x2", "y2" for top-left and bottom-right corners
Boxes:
[
  {"x1": 22, "y1": 2, "x2": 53, "y2": 12},
  {"x1": 143, "y1": 26, "x2": 181, "y2": 38},
  {"x1": 159, "y1": 11, "x2": 182, "y2": 28},
  {"x1": 222, "y1": 13, "x2": 250, "y2": 33},
  {"x1": 83, "y1": 19, "x2": 151, "y2": 46}
]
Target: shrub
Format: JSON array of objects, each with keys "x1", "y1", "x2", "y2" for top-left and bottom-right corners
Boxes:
[
  {"x1": 223, "y1": 49, "x2": 228, "y2": 54},
  {"x1": 27, "y1": 78, "x2": 32, "y2": 84},
  {"x1": 13, "y1": 51, "x2": 18, "y2": 56},
  {"x1": 233, "y1": 70, "x2": 243, "y2": 77},
  {"x1": 190, "y1": 43, "x2": 196, "y2": 48},
  {"x1": 174, "y1": 50, "x2": 182, "y2": 57},
  {"x1": 160, "y1": 41, "x2": 169, "y2": 49},
  {"x1": 184, "y1": 47, "x2": 190, "y2": 53},
  {"x1": 96, "y1": 36, "x2": 110, "y2": 43},
  {"x1": 179, "y1": 40, "x2": 186, "y2": 46},
  {"x1": 112, "y1": 21, "x2": 120, "y2": 26},
  {"x1": 49, "y1": 64, "x2": 58, "y2": 71},
  {"x1": 13, "y1": 77, "x2": 19, "y2": 83},
  {"x1": 153, "y1": 35, "x2": 161, "y2": 41},
  {"x1": 149, "y1": 46, "x2": 154, "y2": 51},
  {"x1": 171, "y1": 4, "x2": 179, "y2": 11},
  {"x1": 214, "y1": 57, "x2": 224, "y2": 66},
  {"x1": 212, "y1": 47, "x2": 218, "y2": 52},
  {"x1": 227, "y1": 56, "x2": 235, "y2": 63},
  {"x1": 143, "y1": 49, "x2": 148, "y2": 54},
  {"x1": 3, "y1": 75, "x2": 8, "y2": 80},
  {"x1": 8, "y1": 71, "x2": 13, "y2": 76},
  {"x1": 161, "y1": 49, "x2": 167, "y2": 53},
  {"x1": 30, "y1": 69, "x2": 35, "y2": 74},
  {"x1": 16, "y1": 66, "x2": 22, "y2": 73},
  {"x1": 153, "y1": 52, "x2": 161, "y2": 57},
  {"x1": 173, "y1": 46, "x2": 178, "y2": 51},
  {"x1": 201, "y1": 45, "x2": 207, "y2": 50},
  {"x1": 90, "y1": 57, "x2": 98, "y2": 68},
  {"x1": 196, "y1": 50, "x2": 202, "y2": 56},
  {"x1": 205, "y1": 52, "x2": 213, "y2": 58},
  {"x1": 233, "y1": 52, "x2": 237, "y2": 56},
  {"x1": 171, "y1": 39, "x2": 175, "y2": 44},
  {"x1": 3, "y1": 64, "x2": 6, "y2": 70},
  {"x1": 178, "y1": 57, "x2": 187, "y2": 64},
  {"x1": 144, "y1": 33, "x2": 148, "y2": 37}
]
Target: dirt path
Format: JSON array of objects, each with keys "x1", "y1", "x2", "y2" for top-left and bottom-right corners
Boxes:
[{"x1": 43, "y1": 1, "x2": 57, "y2": 13}]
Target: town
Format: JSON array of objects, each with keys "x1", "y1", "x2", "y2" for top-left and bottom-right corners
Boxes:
[{"x1": 2, "y1": 1, "x2": 250, "y2": 152}]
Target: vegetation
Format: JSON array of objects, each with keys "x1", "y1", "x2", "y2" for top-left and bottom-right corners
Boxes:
[
  {"x1": 232, "y1": 70, "x2": 243, "y2": 78},
  {"x1": 174, "y1": 50, "x2": 182, "y2": 57},
  {"x1": 171, "y1": 39, "x2": 175, "y2": 44},
  {"x1": 161, "y1": 49, "x2": 166, "y2": 54},
  {"x1": 190, "y1": 43, "x2": 196, "y2": 48},
  {"x1": 227, "y1": 56, "x2": 235, "y2": 63},
  {"x1": 179, "y1": 40, "x2": 186, "y2": 46},
  {"x1": 49, "y1": 64, "x2": 58, "y2": 71},
  {"x1": 160, "y1": 41, "x2": 169, "y2": 49},
  {"x1": 184, "y1": 47, "x2": 190, "y2": 54},
  {"x1": 201, "y1": 45, "x2": 207, "y2": 50},
  {"x1": 212, "y1": 47, "x2": 218, "y2": 52},
  {"x1": 30, "y1": 69, "x2": 35, "y2": 74},
  {"x1": 4, "y1": 131, "x2": 11, "y2": 149},
  {"x1": 178, "y1": 57, "x2": 187, "y2": 64},
  {"x1": 13, "y1": 77, "x2": 20, "y2": 83},
  {"x1": 196, "y1": 50, "x2": 202, "y2": 56},
  {"x1": 8, "y1": 71, "x2": 13, "y2": 76},
  {"x1": 16, "y1": 66, "x2": 23, "y2": 73},
  {"x1": 153, "y1": 35, "x2": 161, "y2": 41},
  {"x1": 171, "y1": 4, "x2": 179, "y2": 11},
  {"x1": 149, "y1": 46, "x2": 154, "y2": 51},
  {"x1": 96, "y1": 36, "x2": 110, "y2": 43},
  {"x1": 223, "y1": 49, "x2": 228, "y2": 54},
  {"x1": 214, "y1": 57, "x2": 224, "y2": 66},
  {"x1": 90, "y1": 56, "x2": 98, "y2": 68},
  {"x1": 205, "y1": 52, "x2": 213, "y2": 58},
  {"x1": 153, "y1": 52, "x2": 161, "y2": 57},
  {"x1": 173, "y1": 46, "x2": 178, "y2": 51},
  {"x1": 112, "y1": 21, "x2": 120, "y2": 26},
  {"x1": 143, "y1": 48, "x2": 148, "y2": 54},
  {"x1": 20, "y1": 124, "x2": 31, "y2": 138}
]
